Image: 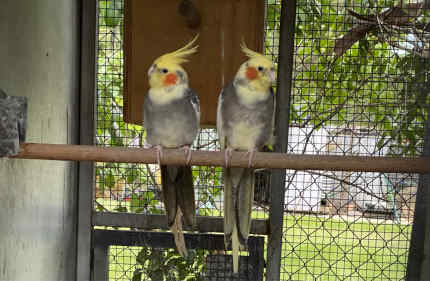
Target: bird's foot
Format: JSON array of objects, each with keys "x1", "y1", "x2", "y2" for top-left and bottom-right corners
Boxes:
[
  {"x1": 224, "y1": 147, "x2": 233, "y2": 167},
  {"x1": 245, "y1": 148, "x2": 257, "y2": 168},
  {"x1": 181, "y1": 145, "x2": 192, "y2": 165},
  {"x1": 153, "y1": 145, "x2": 163, "y2": 165}
]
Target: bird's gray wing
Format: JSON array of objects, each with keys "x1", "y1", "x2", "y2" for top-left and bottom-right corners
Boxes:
[
  {"x1": 235, "y1": 168, "x2": 255, "y2": 245},
  {"x1": 268, "y1": 87, "x2": 276, "y2": 147},
  {"x1": 216, "y1": 88, "x2": 225, "y2": 150},
  {"x1": 189, "y1": 89, "x2": 200, "y2": 123}
]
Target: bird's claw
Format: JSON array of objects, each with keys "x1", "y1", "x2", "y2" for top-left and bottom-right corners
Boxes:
[
  {"x1": 153, "y1": 145, "x2": 163, "y2": 165},
  {"x1": 181, "y1": 145, "x2": 192, "y2": 166},
  {"x1": 245, "y1": 148, "x2": 257, "y2": 168},
  {"x1": 224, "y1": 148, "x2": 233, "y2": 168}
]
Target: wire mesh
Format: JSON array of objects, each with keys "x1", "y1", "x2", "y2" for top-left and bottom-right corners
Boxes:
[
  {"x1": 265, "y1": 0, "x2": 428, "y2": 280},
  {"x1": 95, "y1": 0, "x2": 429, "y2": 280}
]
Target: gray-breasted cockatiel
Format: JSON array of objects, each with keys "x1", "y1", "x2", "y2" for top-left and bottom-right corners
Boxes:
[
  {"x1": 217, "y1": 42, "x2": 275, "y2": 273},
  {"x1": 143, "y1": 35, "x2": 200, "y2": 257}
]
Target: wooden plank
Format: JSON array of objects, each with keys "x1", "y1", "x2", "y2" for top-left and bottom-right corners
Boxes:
[
  {"x1": 124, "y1": 0, "x2": 265, "y2": 127},
  {"x1": 94, "y1": 229, "x2": 263, "y2": 250},
  {"x1": 93, "y1": 243, "x2": 109, "y2": 281},
  {"x1": 76, "y1": 0, "x2": 97, "y2": 280},
  {"x1": 93, "y1": 212, "x2": 269, "y2": 235},
  {"x1": 249, "y1": 235, "x2": 265, "y2": 281},
  {"x1": 266, "y1": 0, "x2": 296, "y2": 279},
  {"x1": 12, "y1": 143, "x2": 430, "y2": 173},
  {"x1": 406, "y1": 108, "x2": 430, "y2": 281}
]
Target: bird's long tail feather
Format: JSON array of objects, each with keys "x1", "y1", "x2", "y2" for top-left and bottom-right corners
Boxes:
[
  {"x1": 171, "y1": 209, "x2": 187, "y2": 257},
  {"x1": 232, "y1": 226, "x2": 240, "y2": 274},
  {"x1": 161, "y1": 165, "x2": 196, "y2": 257},
  {"x1": 176, "y1": 166, "x2": 196, "y2": 228},
  {"x1": 224, "y1": 167, "x2": 255, "y2": 274}
]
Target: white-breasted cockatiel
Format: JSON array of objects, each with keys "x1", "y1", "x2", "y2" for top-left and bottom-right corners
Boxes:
[
  {"x1": 217, "y1": 42, "x2": 275, "y2": 273},
  {"x1": 143, "y1": 35, "x2": 200, "y2": 257}
]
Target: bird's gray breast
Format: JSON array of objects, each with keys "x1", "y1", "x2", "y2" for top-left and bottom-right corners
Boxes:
[
  {"x1": 221, "y1": 84, "x2": 274, "y2": 150},
  {"x1": 144, "y1": 94, "x2": 199, "y2": 148}
]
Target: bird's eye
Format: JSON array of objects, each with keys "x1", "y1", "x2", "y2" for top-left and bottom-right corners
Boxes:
[
  {"x1": 257, "y1": 66, "x2": 264, "y2": 72},
  {"x1": 161, "y1": 68, "x2": 168, "y2": 73}
]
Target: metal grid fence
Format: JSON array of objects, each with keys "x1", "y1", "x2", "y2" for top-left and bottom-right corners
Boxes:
[
  {"x1": 272, "y1": 0, "x2": 429, "y2": 279},
  {"x1": 95, "y1": 0, "x2": 429, "y2": 280}
]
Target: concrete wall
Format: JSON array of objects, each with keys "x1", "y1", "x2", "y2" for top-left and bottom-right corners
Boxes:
[{"x1": 0, "y1": 1, "x2": 80, "y2": 280}]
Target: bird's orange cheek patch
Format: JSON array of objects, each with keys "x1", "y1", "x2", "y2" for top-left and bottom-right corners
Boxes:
[
  {"x1": 164, "y1": 73, "x2": 178, "y2": 86},
  {"x1": 246, "y1": 67, "x2": 258, "y2": 80}
]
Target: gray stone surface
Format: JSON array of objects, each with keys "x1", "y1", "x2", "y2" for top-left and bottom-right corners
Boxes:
[
  {"x1": 0, "y1": 1, "x2": 79, "y2": 281},
  {"x1": 0, "y1": 90, "x2": 27, "y2": 156}
]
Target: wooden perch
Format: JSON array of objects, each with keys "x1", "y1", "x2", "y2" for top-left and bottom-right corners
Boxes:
[{"x1": 9, "y1": 142, "x2": 430, "y2": 173}]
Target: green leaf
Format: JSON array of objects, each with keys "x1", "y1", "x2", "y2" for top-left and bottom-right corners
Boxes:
[
  {"x1": 136, "y1": 248, "x2": 149, "y2": 265},
  {"x1": 103, "y1": 0, "x2": 123, "y2": 28},
  {"x1": 105, "y1": 172, "x2": 116, "y2": 189},
  {"x1": 130, "y1": 193, "x2": 142, "y2": 213},
  {"x1": 114, "y1": 205, "x2": 127, "y2": 212},
  {"x1": 131, "y1": 269, "x2": 142, "y2": 281},
  {"x1": 147, "y1": 191, "x2": 155, "y2": 200},
  {"x1": 150, "y1": 207, "x2": 163, "y2": 214},
  {"x1": 125, "y1": 168, "x2": 138, "y2": 184}
]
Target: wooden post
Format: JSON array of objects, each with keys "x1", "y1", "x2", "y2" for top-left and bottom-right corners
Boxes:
[
  {"x1": 93, "y1": 243, "x2": 109, "y2": 281},
  {"x1": 266, "y1": 0, "x2": 296, "y2": 279},
  {"x1": 406, "y1": 107, "x2": 430, "y2": 280},
  {"x1": 76, "y1": 0, "x2": 97, "y2": 280}
]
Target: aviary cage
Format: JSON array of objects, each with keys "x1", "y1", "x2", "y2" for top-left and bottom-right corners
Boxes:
[{"x1": 92, "y1": 0, "x2": 430, "y2": 280}]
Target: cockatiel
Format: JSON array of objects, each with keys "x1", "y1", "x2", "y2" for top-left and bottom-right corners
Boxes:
[
  {"x1": 217, "y1": 42, "x2": 275, "y2": 273},
  {"x1": 143, "y1": 35, "x2": 200, "y2": 257}
]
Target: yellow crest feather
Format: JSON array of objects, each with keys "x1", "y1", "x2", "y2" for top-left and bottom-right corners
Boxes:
[
  {"x1": 154, "y1": 34, "x2": 199, "y2": 66},
  {"x1": 240, "y1": 39, "x2": 273, "y2": 65}
]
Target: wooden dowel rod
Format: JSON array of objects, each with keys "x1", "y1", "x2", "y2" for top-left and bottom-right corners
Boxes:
[{"x1": 10, "y1": 142, "x2": 430, "y2": 173}]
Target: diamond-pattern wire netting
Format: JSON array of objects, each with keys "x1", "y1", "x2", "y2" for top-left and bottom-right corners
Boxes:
[
  {"x1": 269, "y1": 0, "x2": 427, "y2": 279},
  {"x1": 95, "y1": 0, "x2": 429, "y2": 280}
]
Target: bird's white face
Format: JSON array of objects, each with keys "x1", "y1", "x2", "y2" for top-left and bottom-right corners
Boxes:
[
  {"x1": 148, "y1": 62, "x2": 188, "y2": 89},
  {"x1": 147, "y1": 62, "x2": 189, "y2": 105}
]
